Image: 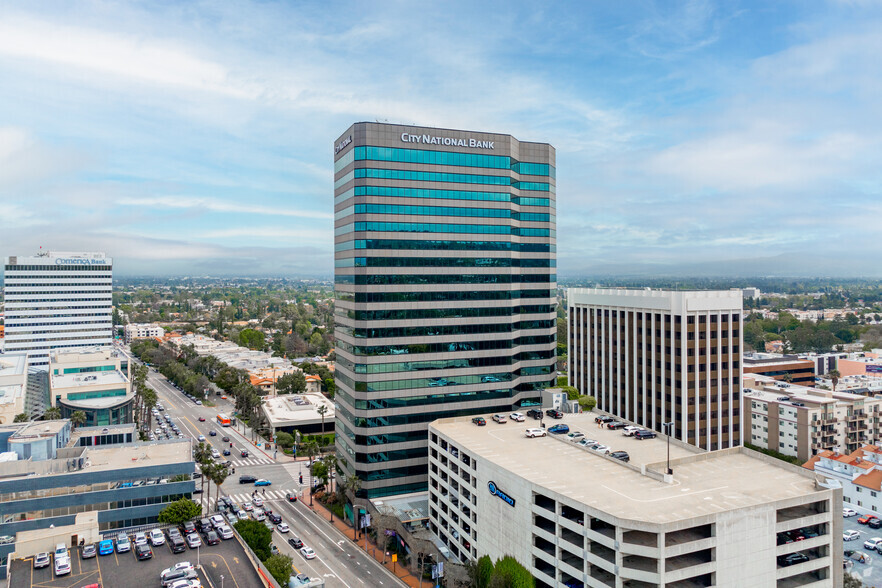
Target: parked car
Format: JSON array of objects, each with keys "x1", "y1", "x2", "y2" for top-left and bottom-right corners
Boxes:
[
  {"x1": 161, "y1": 569, "x2": 198, "y2": 587},
  {"x1": 567, "y1": 432, "x2": 584, "y2": 441},
  {"x1": 844, "y1": 530, "x2": 861, "y2": 541},
  {"x1": 205, "y1": 530, "x2": 220, "y2": 546},
  {"x1": 509, "y1": 412, "x2": 525, "y2": 422},
  {"x1": 844, "y1": 508, "x2": 858, "y2": 517},
  {"x1": 54, "y1": 556, "x2": 71, "y2": 576},
  {"x1": 33, "y1": 552, "x2": 50, "y2": 569},
  {"x1": 149, "y1": 528, "x2": 166, "y2": 545},
  {"x1": 135, "y1": 544, "x2": 153, "y2": 560},
  {"x1": 606, "y1": 421, "x2": 627, "y2": 430},
  {"x1": 545, "y1": 409, "x2": 563, "y2": 419},
  {"x1": 525, "y1": 428, "x2": 546, "y2": 438},
  {"x1": 217, "y1": 525, "x2": 234, "y2": 540},
  {"x1": 590, "y1": 444, "x2": 611, "y2": 454},
  {"x1": 594, "y1": 415, "x2": 614, "y2": 424},
  {"x1": 866, "y1": 537, "x2": 882, "y2": 551},
  {"x1": 181, "y1": 521, "x2": 197, "y2": 535},
  {"x1": 859, "y1": 515, "x2": 878, "y2": 525},
  {"x1": 81, "y1": 543, "x2": 97, "y2": 559},
  {"x1": 210, "y1": 514, "x2": 226, "y2": 528},
  {"x1": 133, "y1": 532, "x2": 148, "y2": 546},
  {"x1": 548, "y1": 424, "x2": 570, "y2": 434},
  {"x1": 471, "y1": 417, "x2": 486, "y2": 426},
  {"x1": 526, "y1": 409, "x2": 543, "y2": 420},
  {"x1": 869, "y1": 518, "x2": 882, "y2": 529},
  {"x1": 634, "y1": 430, "x2": 657, "y2": 440},
  {"x1": 491, "y1": 414, "x2": 507, "y2": 423},
  {"x1": 609, "y1": 451, "x2": 630, "y2": 462},
  {"x1": 777, "y1": 553, "x2": 809, "y2": 567},
  {"x1": 116, "y1": 533, "x2": 131, "y2": 553},
  {"x1": 186, "y1": 533, "x2": 202, "y2": 549},
  {"x1": 54, "y1": 543, "x2": 69, "y2": 560},
  {"x1": 170, "y1": 535, "x2": 187, "y2": 553},
  {"x1": 239, "y1": 475, "x2": 258, "y2": 484}
]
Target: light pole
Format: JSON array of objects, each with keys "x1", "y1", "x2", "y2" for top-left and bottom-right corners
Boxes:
[
  {"x1": 663, "y1": 422, "x2": 673, "y2": 475},
  {"x1": 220, "y1": 575, "x2": 224, "y2": 588}
]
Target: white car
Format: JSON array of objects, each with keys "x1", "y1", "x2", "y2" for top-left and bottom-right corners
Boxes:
[
  {"x1": 844, "y1": 508, "x2": 858, "y2": 517},
  {"x1": 252, "y1": 509, "x2": 266, "y2": 521},
  {"x1": 591, "y1": 444, "x2": 611, "y2": 454},
  {"x1": 525, "y1": 428, "x2": 546, "y2": 438},
  {"x1": 54, "y1": 543, "x2": 68, "y2": 560},
  {"x1": 252, "y1": 497, "x2": 264, "y2": 508},
  {"x1": 211, "y1": 449, "x2": 220, "y2": 459},
  {"x1": 277, "y1": 523, "x2": 290, "y2": 533},
  {"x1": 300, "y1": 546, "x2": 316, "y2": 559},
  {"x1": 622, "y1": 426, "x2": 642, "y2": 436},
  {"x1": 210, "y1": 514, "x2": 225, "y2": 528},
  {"x1": 161, "y1": 562, "x2": 194, "y2": 578},
  {"x1": 864, "y1": 537, "x2": 882, "y2": 550},
  {"x1": 491, "y1": 414, "x2": 507, "y2": 423},
  {"x1": 844, "y1": 530, "x2": 861, "y2": 541},
  {"x1": 216, "y1": 525, "x2": 233, "y2": 540},
  {"x1": 169, "y1": 580, "x2": 202, "y2": 588},
  {"x1": 149, "y1": 528, "x2": 165, "y2": 545},
  {"x1": 133, "y1": 532, "x2": 148, "y2": 546},
  {"x1": 54, "y1": 556, "x2": 71, "y2": 576},
  {"x1": 198, "y1": 435, "x2": 206, "y2": 442},
  {"x1": 509, "y1": 412, "x2": 525, "y2": 422}
]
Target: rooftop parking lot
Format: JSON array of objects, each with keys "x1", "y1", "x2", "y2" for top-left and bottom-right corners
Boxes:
[{"x1": 8, "y1": 526, "x2": 267, "y2": 588}]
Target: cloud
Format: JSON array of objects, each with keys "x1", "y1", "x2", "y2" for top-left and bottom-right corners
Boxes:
[{"x1": 118, "y1": 196, "x2": 332, "y2": 220}]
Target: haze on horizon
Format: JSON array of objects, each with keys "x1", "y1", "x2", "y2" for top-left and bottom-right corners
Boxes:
[{"x1": 0, "y1": 1, "x2": 880, "y2": 278}]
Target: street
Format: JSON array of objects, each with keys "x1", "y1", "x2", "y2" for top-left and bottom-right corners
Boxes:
[{"x1": 139, "y1": 359, "x2": 404, "y2": 588}]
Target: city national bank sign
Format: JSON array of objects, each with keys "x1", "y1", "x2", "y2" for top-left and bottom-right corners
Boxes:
[
  {"x1": 401, "y1": 133, "x2": 495, "y2": 150},
  {"x1": 55, "y1": 258, "x2": 107, "y2": 265}
]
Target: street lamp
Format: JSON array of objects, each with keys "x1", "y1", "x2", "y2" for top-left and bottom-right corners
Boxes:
[{"x1": 663, "y1": 422, "x2": 674, "y2": 475}]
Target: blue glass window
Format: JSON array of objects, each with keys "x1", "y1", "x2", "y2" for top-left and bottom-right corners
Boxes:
[
  {"x1": 353, "y1": 168, "x2": 510, "y2": 186},
  {"x1": 354, "y1": 146, "x2": 510, "y2": 169}
]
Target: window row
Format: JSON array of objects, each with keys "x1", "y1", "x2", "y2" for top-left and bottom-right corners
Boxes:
[
  {"x1": 336, "y1": 304, "x2": 555, "y2": 321},
  {"x1": 335, "y1": 221, "x2": 553, "y2": 237},
  {"x1": 336, "y1": 289, "x2": 553, "y2": 304},
  {"x1": 336, "y1": 351, "x2": 554, "y2": 375},
  {"x1": 337, "y1": 186, "x2": 553, "y2": 207},
  {"x1": 337, "y1": 319, "x2": 555, "y2": 339},
  {"x1": 335, "y1": 238, "x2": 554, "y2": 253},
  {"x1": 336, "y1": 334, "x2": 555, "y2": 357},
  {"x1": 336, "y1": 203, "x2": 552, "y2": 222},
  {"x1": 334, "y1": 273, "x2": 555, "y2": 285},
  {"x1": 5, "y1": 265, "x2": 112, "y2": 271}
]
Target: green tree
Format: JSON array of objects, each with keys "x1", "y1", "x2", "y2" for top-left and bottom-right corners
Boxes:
[
  {"x1": 303, "y1": 439, "x2": 320, "y2": 465},
  {"x1": 844, "y1": 572, "x2": 863, "y2": 588},
  {"x1": 476, "y1": 555, "x2": 494, "y2": 588},
  {"x1": 234, "y1": 519, "x2": 272, "y2": 561},
  {"x1": 70, "y1": 410, "x2": 87, "y2": 430},
  {"x1": 275, "y1": 431, "x2": 295, "y2": 451},
  {"x1": 276, "y1": 371, "x2": 306, "y2": 395},
  {"x1": 491, "y1": 555, "x2": 535, "y2": 588},
  {"x1": 238, "y1": 328, "x2": 266, "y2": 350},
  {"x1": 43, "y1": 406, "x2": 62, "y2": 420},
  {"x1": 577, "y1": 395, "x2": 597, "y2": 411},
  {"x1": 311, "y1": 460, "x2": 329, "y2": 487},
  {"x1": 559, "y1": 386, "x2": 579, "y2": 400},
  {"x1": 265, "y1": 553, "x2": 294, "y2": 585},
  {"x1": 157, "y1": 498, "x2": 202, "y2": 525},
  {"x1": 343, "y1": 473, "x2": 362, "y2": 498},
  {"x1": 829, "y1": 369, "x2": 842, "y2": 392},
  {"x1": 211, "y1": 464, "x2": 230, "y2": 515},
  {"x1": 323, "y1": 454, "x2": 338, "y2": 495},
  {"x1": 13, "y1": 413, "x2": 29, "y2": 423}
]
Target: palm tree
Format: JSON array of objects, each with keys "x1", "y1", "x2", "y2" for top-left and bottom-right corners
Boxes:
[
  {"x1": 343, "y1": 474, "x2": 363, "y2": 539},
  {"x1": 193, "y1": 442, "x2": 214, "y2": 513},
  {"x1": 43, "y1": 406, "x2": 62, "y2": 421},
  {"x1": 199, "y1": 461, "x2": 215, "y2": 515},
  {"x1": 323, "y1": 454, "x2": 338, "y2": 495},
  {"x1": 303, "y1": 440, "x2": 320, "y2": 466},
  {"x1": 13, "y1": 413, "x2": 29, "y2": 423},
  {"x1": 70, "y1": 411, "x2": 87, "y2": 430},
  {"x1": 211, "y1": 465, "x2": 230, "y2": 514},
  {"x1": 830, "y1": 369, "x2": 841, "y2": 392},
  {"x1": 316, "y1": 405, "x2": 328, "y2": 436}
]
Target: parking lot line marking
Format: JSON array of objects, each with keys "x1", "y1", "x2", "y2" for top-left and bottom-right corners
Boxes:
[{"x1": 203, "y1": 552, "x2": 242, "y2": 588}]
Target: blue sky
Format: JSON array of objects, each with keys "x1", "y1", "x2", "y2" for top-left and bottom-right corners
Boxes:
[{"x1": 0, "y1": 0, "x2": 879, "y2": 277}]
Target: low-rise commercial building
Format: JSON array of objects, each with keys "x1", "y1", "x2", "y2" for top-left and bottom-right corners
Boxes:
[
  {"x1": 0, "y1": 353, "x2": 27, "y2": 425},
  {"x1": 429, "y1": 412, "x2": 842, "y2": 588},
  {"x1": 123, "y1": 322, "x2": 164, "y2": 343},
  {"x1": 262, "y1": 393, "x2": 335, "y2": 437},
  {"x1": 743, "y1": 374, "x2": 882, "y2": 461},
  {"x1": 0, "y1": 438, "x2": 195, "y2": 578},
  {"x1": 49, "y1": 347, "x2": 133, "y2": 426},
  {"x1": 743, "y1": 353, "x2": 816, "y2": 386}
]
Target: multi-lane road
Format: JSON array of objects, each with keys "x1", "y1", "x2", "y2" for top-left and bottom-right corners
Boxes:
[{"x1": 138, "y1": 358, "x2": 402, "y2": 588}]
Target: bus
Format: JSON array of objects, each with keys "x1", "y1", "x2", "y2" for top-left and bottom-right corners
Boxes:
[{"x1": 216, "y1": 414, "x2": 231, "y2": 427}]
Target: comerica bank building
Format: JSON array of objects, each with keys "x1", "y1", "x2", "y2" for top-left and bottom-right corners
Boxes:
[{"x1": 333, "y1": 123, "x2": 557, "y2": 497}]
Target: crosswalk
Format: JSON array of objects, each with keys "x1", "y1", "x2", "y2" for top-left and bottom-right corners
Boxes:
[
  {"x1": 227, "y1": 456, "x2": 274, "y2": 467},
  {"x1": 204, "y1": 488, "x2": 302, "y2": 508}
]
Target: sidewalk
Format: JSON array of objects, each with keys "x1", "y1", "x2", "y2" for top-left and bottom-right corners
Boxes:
[{"x1": 309, "y1": 498, "x2": 423, "y2": 588}]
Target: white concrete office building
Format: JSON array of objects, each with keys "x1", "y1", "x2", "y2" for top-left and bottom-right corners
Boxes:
[
  {"x1": 568, "y1": 288, "x2": 743, "y2": 451},
  {"x1": 123, "y1": 323, "x2": 164, "y2": 343},
  {"x1": 3, "y1": 252, "x2": 113, "y2": 368},
  {"x1": 429, "y1": 413, "x2": 842, "y2": 588}
]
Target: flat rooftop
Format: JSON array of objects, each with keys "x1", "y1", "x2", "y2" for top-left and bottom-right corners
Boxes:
[
  {"x1": 432, "y1": 412, "x2": 824, "y2": 525},
  {"x1": 263, "y1": 393, "x2": 335, "y2": 426},
  {"x1": 52, "y1": 370, "x2": 128, "y2": 389}
]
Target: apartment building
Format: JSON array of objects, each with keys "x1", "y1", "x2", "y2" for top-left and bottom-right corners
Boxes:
[
  {"x1": 2, "y1": 251, "x2": 113, "y2": 368},
  {"x1": 743, "y1": 374, "x2": 882, "y2": 462},
  {"x1": 568, "y1": 288, "x2": 743, "y2": 451},
  {"x1": 334, "y1": 122, "x2": 557, "y2": 497},
  {"x1": 805, "y1": 444, "x2": 882, "y2": 515},
  {"x1": 123, "y1": 323, "x2": 164, "y2": 343},
  {"x1": 429, "y1": 412, "x2": 842, "y2": 588}
]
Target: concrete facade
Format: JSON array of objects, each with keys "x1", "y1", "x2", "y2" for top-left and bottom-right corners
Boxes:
[
  {"x1": 429, "y1": 412, "x2": 842, "y2": 588},
  {"x1": 334, "y1": 122, "x2": 556, "y2": 497},
  {"x1": 123, "y1": 323, "x2": 164, "y2": 343},
  {"x1": 568, "y1": 288, "x2": 743, "y2": 451},
  {"x1": 49, "y1": 347, "x2": 133, "y2": 426}
]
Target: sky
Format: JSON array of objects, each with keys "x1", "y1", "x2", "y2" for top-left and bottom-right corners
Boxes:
[{"x1": 0, "y1": 0, "x2": 880, "y2": 277}]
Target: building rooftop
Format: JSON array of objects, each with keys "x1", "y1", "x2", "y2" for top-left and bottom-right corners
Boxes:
[
  {"x1": 51, "y1": 370, "x2": 128, "y2": 389},
  {"x1": 433, "y1": 412, "x2": 825, "y2": 525},
  {"x1": 262, "y1": 393, "x2": 335, "y2": 427},
  {"x1": 8, "y1": 419, "x2": 69, "y2": 439}
]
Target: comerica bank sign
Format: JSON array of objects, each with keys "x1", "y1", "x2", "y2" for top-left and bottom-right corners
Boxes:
[
  {"x1": 55, "y1": 258, "x2": 107, "y2": 265},
  {"x1": 488, "y1": 481, "x2": 515, "y2": 507},
  {"x1": 401, "y1": 133, "x2": 495, "y2": 150}
]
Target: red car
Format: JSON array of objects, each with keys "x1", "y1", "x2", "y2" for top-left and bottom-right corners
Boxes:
[
  {"x1": 198, "y1": 417, "x2": 206, "y2": 422},
  {"x1": 858, "y1": 514, "x2": 878, "y2": 525}
]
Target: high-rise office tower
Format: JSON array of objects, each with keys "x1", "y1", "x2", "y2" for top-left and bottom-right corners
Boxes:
[
  {"x1": 334, "y1": 123, "x2": 557, "y2": 497},
  {"x1": 568, "y1": 289, "x2": 743, "y2": 451},
  {"x1": 3, "y1": 252, "x2": 113, "y2": 369}
]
